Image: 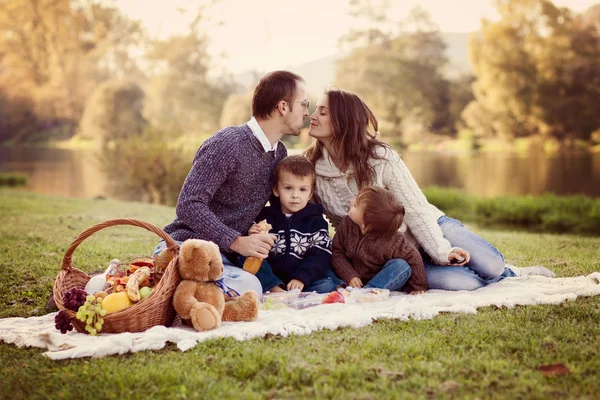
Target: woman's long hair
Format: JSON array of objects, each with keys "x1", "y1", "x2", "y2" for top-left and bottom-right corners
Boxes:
[{"x1": 304, "y1": 89, "x2": 388, "y2": 189}]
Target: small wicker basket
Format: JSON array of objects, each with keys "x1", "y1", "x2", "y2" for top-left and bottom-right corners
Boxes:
[{"x1": 52, "y1": 218, "x2": 180, "y2": 334}]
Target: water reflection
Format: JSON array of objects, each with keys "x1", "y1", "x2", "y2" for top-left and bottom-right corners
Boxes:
[
  {"x1": 0, "y1": 147, "x2": 106, "y2": 198},
  {"x1": 1, "y1": 147, "x2": 600, "y2": 199}
]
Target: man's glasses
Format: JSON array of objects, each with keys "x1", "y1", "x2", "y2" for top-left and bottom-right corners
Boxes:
[{"x1": 294, "y1": 100, "x2": 310, "y2": 110}]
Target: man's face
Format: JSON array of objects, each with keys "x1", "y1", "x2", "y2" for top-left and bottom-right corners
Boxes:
[{"x1": 282, "y1": 82, "x2": 309, "y2": 136}]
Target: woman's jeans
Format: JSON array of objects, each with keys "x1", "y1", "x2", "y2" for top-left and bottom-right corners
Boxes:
[
  {"x1": 423, "y1": 216, "x2": 516, "y2": 291},
  {"x1": 246, "y1": 257, "x2": 344, "y2": 294},
  {"x1": 153, "y1": 240, "x2": 263, "y2": 299},
  {"x1": 363, "y1": 258, "x2": 413, "y2": 291}
]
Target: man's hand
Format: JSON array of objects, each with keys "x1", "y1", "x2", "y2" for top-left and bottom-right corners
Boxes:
[
  {"x1": 230, "y1": 234, "x2": 275, "y2": 258},
  {"x1": 348, "y1": 277, "x2": 363, "y2": 288},
  {"x1": 448, "y1": 248, "x2": 470, "y2": 266},
  {"x1": 287, "y1": 279, "x2": 304, "y2": 291}
]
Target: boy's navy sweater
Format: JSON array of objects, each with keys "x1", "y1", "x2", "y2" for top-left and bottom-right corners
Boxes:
[{"x1": 256, "y1": 198, "x2": 332, "y2": 286}]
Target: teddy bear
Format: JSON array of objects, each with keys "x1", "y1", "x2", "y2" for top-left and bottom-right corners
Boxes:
[{"x1": 170, "y1": 239, "x2": 259, "y2": 331}]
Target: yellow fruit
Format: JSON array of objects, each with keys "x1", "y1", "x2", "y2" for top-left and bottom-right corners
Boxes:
[{"x1": 102, "y1": 292, "x2": 133, "y2": 314}]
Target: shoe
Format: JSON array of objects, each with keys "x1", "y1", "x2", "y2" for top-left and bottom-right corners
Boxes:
[{"x1": 510, "y1": 265, "x2": 556, "y2": 278}]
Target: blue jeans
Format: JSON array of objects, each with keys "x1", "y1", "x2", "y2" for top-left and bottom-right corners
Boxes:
[
  {"x1": 363, "y1": 258, "x2": 413, "y2": 291},
  {"x1": 423, "y1": 216, "x2": 516, "y2": 291},
  {"x1": 153, "y1": 240, "x2": 262, "y2": 299},
  {"x1": 243, "y1": 257, "x2": 343, "y2": 294}
]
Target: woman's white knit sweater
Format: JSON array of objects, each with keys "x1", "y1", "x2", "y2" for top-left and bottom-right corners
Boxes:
[{"x1": 313, "y1": 145, "x2": 456, "y2": 265}]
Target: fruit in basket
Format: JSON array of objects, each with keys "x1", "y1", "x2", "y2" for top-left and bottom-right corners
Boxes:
[
  {"x1": 62, "y1": 287, "x2": 88, "y2": 311},
  {"x1": 126, "y1": 266, "x2": 152, "y2": 302},
  {"x1": 139, "y1": 286, "x2": 152, "y2": 300},
  {"x1": 322, "y1": 291, "x2": 345, "y2": 304},
  {"x1": 101, "y1": 292, "x2": 133, "y2": 314},
  {"x1": 76, "y1": 295, "x2": 106, "y2": 335}
]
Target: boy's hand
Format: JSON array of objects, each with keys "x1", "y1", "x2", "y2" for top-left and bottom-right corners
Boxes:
[
  {"x1": 348, "y1": 277, "x2": 363, "y2": 288},
  {"x1": 448, "y1": 248, "x2": 470, "y2": 266},
  {"x1": 287, "y1": 279, "x2": 304, "y2": 291},
  {"x1": 248, "y1": 223, "x2": 262, "y2": 235}
]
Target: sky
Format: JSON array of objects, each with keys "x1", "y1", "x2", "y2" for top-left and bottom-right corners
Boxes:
[{"x1": 117, "y1": 0, "x2": 599, "y2": 74}]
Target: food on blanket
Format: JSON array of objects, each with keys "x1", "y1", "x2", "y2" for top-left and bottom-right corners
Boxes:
[
  {"x1": 76, "y1": 295, "x2": 107, "y2": 335},
  {"x1": 101, "y1": 292, "x2": 133, "y2": 314},
  {"x1": 243, "y1": 219, "x2": 273, "y2": 274},
  {"x1": 139, "y1": 286, "x2": 153, "y2": 300},
  {"x1": 338, "y1": 289, "x2": 351, "y2": 298},
  {"x1": 321, "y1": 291, "x2": 345, "y2": 304},
  {"x1": 54, "y1": 310, "x2": 73, "y2": 334},
  {"x1": 62, "y1": 287, "x2": 88, "y2": 311},
  {"x1": 126, "y1": 266, "x2": 152, "y2": 302},
  {"x1": 353, "y1": 288, "x2": 390, "y2": 303},
  {"x1": 260, "y1": 297, "x2": 288, "y2": 310}
]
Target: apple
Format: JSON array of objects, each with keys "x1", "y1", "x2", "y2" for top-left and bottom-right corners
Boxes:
[
  {"x1": 321, "y1": 291, "x2": 345, "y2": 304},
  {"x1": 139, "y1": 286, "x2": 153, "y2": 300}
]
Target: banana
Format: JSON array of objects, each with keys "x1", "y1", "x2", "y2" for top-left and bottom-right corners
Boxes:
[{"x1": 126, "y1": 266, "x2": 151, "y2": 302}]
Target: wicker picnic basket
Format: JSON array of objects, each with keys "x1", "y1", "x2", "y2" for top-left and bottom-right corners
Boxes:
[{"x1": 53, "y1": 218, "x2": 180, "y2": 334}]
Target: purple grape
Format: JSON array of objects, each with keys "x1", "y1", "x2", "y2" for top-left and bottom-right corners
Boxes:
[
  {"x1": 62, "y1": 288, "x2": 88, "y2": 311},
  {"x1": 54, "y1": 310, "x2": 73, "y2": 334}
]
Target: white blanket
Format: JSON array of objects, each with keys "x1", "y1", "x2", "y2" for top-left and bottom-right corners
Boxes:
[{"x1": 2, "y1": 273, "x2": 600, "y2": 360}]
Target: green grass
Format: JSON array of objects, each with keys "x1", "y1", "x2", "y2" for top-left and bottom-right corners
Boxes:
[
  {"x1": 423, "y1": 186, "x2": 600, "y2": 235},
  {"x1": 1, "y1": 188, "x2": 600, "y2": 399}
]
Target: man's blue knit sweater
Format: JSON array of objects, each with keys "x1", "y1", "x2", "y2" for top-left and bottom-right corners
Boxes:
[{"x1": 163, "y1": 124, "x2": 287, "y2": 254}]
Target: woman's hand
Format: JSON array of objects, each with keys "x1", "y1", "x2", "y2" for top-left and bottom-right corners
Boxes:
[
  {"x1": 287, "y1": 279, "x2": 304, "y2": 291},
  {"x1": 348, "y1": 277, "x2": 363, "y2": 288},
  {"x1": 448, "y1": 248, "x2": 470, "y2": 266}
]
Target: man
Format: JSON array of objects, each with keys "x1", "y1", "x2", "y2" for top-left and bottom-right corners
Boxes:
[{"x1": 155, "y1": 71, "x2": 309, "y2": 296}]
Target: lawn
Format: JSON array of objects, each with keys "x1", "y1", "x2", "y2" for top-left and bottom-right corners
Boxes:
[{"x1": 1, "y1": 188, "x2": 599, "y2": 399}]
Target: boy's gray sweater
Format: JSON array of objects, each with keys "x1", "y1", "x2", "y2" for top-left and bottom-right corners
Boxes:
[{"x1": 163, "y1": 124, "x2": 287, "y2": 253}]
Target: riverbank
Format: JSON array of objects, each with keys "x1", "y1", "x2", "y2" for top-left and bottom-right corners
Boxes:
[
  {"x1": 1, "y1": 189, "x2": 599, "y2": 399},
  {"x1": 424, "y1": 187, "x2": 600, "y2": 235}
]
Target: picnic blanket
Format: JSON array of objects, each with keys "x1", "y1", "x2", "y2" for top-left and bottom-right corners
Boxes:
[{"x1": 1, "y1": 273, "x2": 600, "y2": 360}]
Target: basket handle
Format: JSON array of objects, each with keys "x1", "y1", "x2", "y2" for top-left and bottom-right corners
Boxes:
[{"x1": 61, "y1": 218, "x2": 179, "y2": 271}]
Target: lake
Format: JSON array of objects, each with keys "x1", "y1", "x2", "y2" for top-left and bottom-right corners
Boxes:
[{"x1": 1, "y1": 147, "x2": 600, "y2": 199}]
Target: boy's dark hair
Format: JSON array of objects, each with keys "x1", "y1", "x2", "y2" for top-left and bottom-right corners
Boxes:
[
  {"x1": 356, "y1": 186, "x2": 404, "y2": 235},
  {"x1": 252, "y1": 71, "x2": 305, "y2": 119},
  {"x1": 273, "y1": 155, "x2": 316, "y2": 194}
]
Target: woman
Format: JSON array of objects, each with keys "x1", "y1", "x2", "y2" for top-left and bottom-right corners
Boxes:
[{"x1": 304, "y1": 89, "x2": 550, "y2": 291}]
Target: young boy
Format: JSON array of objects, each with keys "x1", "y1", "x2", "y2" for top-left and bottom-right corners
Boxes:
[
  {"x1": 332, "y1": 186, "x2": 427, "y2": 294},
  {"x1": 246, "y1": 155, "x2": 340, "y2": 293}
]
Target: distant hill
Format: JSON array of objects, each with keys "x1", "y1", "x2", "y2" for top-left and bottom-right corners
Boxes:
[{"x1": 233, "y1": 32, "x2": 473, "y2": 96}]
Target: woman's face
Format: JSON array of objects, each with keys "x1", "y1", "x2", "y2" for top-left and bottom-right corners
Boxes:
[{"x1": 308, "y1": 95, "x2": 333, "y2": 142}]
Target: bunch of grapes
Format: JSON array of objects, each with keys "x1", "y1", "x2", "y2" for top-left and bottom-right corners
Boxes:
[
  {"x1": 63, "y1": 287, "x2": 88, "y2": 311},
  {"x1": 54, "y1": 310, "x2": 73, "y2": 334},
  {"x1": 76, "y1": 295, "x2": 107, "y2": 335}
]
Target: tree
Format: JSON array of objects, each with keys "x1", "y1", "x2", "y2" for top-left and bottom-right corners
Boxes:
[
  {"x1": 0, "y1": 0, "x2": 143, "y2": 142},
  {"x1": 335, "y1": 4, "x2": 452, "y2": 143},
  {"x1": 143, "y1": 11, "x2": 235, "y2": 136},
  {"x1": 78, "y1": 80, "x2": 147, "y2": 144},
  {"x1": 465, "y1": 0, "x2": 600, "y2": 141}
]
